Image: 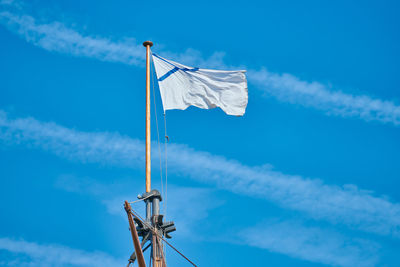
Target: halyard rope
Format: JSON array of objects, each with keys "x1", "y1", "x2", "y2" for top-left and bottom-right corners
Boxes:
[
  {"x1": 150, "y1": 52, "x2": 164, "y2": 209},
  {"x1": 163, "y1": 112, "x2": 168, "y2": 221}
]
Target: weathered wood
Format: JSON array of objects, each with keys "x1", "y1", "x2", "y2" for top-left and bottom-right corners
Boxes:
[
  {"x1": 124, "y1": 201, "x2": 146, "y2": 267},
  {"x1": 143, "y1": 41, "x2": 153, "y2": 193}
]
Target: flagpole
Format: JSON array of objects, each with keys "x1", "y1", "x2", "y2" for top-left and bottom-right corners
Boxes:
[{"x1": 143, "y1": 41, "x2": 153, "y2": 193}]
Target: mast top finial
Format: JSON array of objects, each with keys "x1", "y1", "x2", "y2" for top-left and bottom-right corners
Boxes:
[{"x1": 143, "y1": 41, "x2": 153, "y2": 47}]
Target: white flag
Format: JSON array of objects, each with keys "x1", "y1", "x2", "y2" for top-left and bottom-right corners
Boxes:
[{"x1": 152, "y1": 53, "x2": 248, "y2": 116}]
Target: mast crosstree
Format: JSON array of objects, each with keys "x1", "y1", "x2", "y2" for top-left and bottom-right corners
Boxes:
[{"x1": 125, "y1": 190, "x2": 176, "y2": 267}]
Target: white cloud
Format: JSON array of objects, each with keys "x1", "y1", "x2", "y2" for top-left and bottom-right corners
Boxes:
[
  {"x1": 55, "y1": 175, "x2": 386, "y2": 267},
  {"x1": 0, "y1": 4, "x2": 399, "y2": 267},
  {"x1": 55, "y1": 174, "x2": 222, "y2": 238},
  {"x1": 160, "y1": 48, "x2": 229, "y2": 69},
  {"x1": 1, "y1": 111, "x2": 400, "y2": 239},
  {"x1": 248, "y1": 69, "x2": 400, "y2": 125},
  {"x1": 0, "y1": 110, "x2": 145, "y2": 167},
  {"x1": 105, "y1": 186, "x2": 222, "y2": 238},
  {"x1": 0, "y1": 11, "x2": 144, "y2": 66},
  {"x1": 0, "y1": 0, "x2": 15, "y2": 5},
  {"x1": 0, "y1": 237, "x2": 124, "y2": 266},
  {"x1": 1, "y1": 8, "x2": 400, "y2": 126},
  {"x1": 239, "y1": 219, "x2": 380, "y2": 267},
  {"x1": 166, "y1": 144, "x2": 400, "y2": 238}
]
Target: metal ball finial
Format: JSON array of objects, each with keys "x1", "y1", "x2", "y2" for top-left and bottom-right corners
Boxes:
[{"x1": 143, "y1": 41, "x2": 153, "y2": 47}]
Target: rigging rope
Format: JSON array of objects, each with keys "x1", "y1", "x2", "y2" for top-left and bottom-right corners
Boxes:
[
  {"x1": 149, "y1": 52, "x2": 169, "y2": 220},
  {"x1": 149, "y1": 51, "x2": 170, "y2": 262},
  {"x1": 150, "y1": 52, "x2": 164, "y2": 210},
  {"x1": 129, "y1": 207, "x2": 197, "y2": 267},
  {"x1": 150, "y1": 53, "x2": 169, "y2": 260},
  {"x1": 163, "y1": 112, "x2": 168, "y2": 221},
  {"x1": 162, "y1": 112, "x2": 169, "y2": 262}
]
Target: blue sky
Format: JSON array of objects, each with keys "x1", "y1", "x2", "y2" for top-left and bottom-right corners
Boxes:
[{"x1": 0, "y1": 0, "x2": 400, "y2": 266}]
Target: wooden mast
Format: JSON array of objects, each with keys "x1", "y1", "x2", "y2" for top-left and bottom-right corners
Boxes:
[
  {"x1": 143, "y1": 40, "x2": 165, "y2": 267},
  {"x1": 143, "y1": 40, "x2": 153, "y2": 193},
  {"x1": 124, "y1": 41, "x2": 187, "y2": 267}
]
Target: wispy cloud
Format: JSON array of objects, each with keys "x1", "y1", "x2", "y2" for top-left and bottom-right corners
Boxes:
[
  {"x1": 239, "y1": 219, "x2": 380, "y2": 267},
  {"x1": 0, "y1": 0, "x2": 16, "y2": 6},
  {"x1": 0, "y1": 10, "x2": 144, "y2": 66},
  {"x1": 0, "y1": 110, "x2": 145, "y2": 167},
  {"x1": 248, "y1": 69, "x2": 400, "y2": 125},
  {"x1": 103, "y1": 187, "x2": 222, "y2": 238},
  {"x1": 1, "y1": 110, "x2": 399, "y2": 239},
  {"x1": 0, "y1": 8, "x2": 227, "y2": 70},
  {"x1": 1, "y1": 7, "x2": 400, "y2": 126},
  {"x1": 166, "y1": 144, "x2": 400, "y2": 239},
  {"x1": 0, "y1": 237, "x2": 123, "y2": 266},
  {"x1": 56, "y1": 175, "x2": 385, "y2": 267},
  {"x1": 55, "y1": 174, "x2": 223, "y2": 238}
]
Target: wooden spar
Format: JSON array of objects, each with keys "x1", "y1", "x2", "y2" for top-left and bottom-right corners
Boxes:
[
  {"x1": 143, "y1": 40, "x2": 165, "y2": 267},
  {"x1": 144, "y1": 41, "x2": 153, "y2": 193},
  {"x1": 124, "y1": 201, "x2": 146, "y2": 267},
  {"x1": 142, "y1": 41, "x2": 167, "y2": 267}
]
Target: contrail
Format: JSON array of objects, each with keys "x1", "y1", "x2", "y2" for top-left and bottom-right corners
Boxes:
[
  {"x1": 1, "y1": 8, "x2": 399, "y2": 126},
  {"x1": 1, "y1": 110, "x2": 399, "y2": 239}
]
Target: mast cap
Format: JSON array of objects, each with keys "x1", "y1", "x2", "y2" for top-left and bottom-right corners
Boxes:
[{"x1": 143, "y1": 41, "x2": 153, "y2": 47}]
